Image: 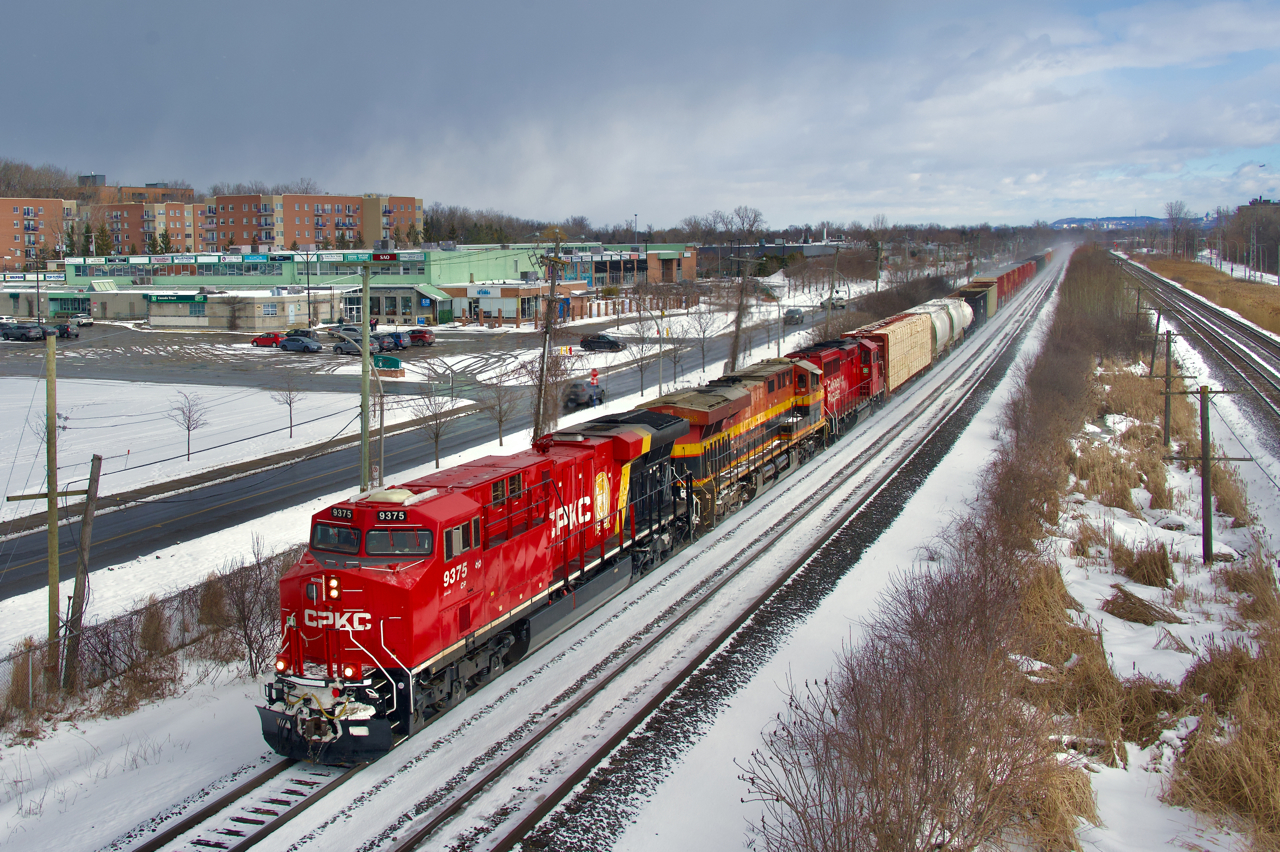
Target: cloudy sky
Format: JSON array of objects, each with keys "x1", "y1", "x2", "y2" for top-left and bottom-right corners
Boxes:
[{"x1": 4, "y1": 0, "x2": 1279, "y2": 228}]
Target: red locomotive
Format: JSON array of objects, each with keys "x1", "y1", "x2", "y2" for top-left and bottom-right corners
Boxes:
[{"x1": 259, "y1": 410, "x2": 687, "y2": 763}]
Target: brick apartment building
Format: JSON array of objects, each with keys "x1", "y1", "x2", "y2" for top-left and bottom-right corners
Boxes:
[
  {"x1": 88, "y1": 201, "x2": 198, "y2": 254},
  {"x1": 1, "y1": 198, "x2": 79, "y2": 270},
  {"x1": 200, "y1": 193, "x2": 423, "y2": 252}
]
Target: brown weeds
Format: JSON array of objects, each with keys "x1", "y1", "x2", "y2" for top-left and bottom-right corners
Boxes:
[{"x1": 1100, "y1": 584, "x2": 1183, "y2": 625}]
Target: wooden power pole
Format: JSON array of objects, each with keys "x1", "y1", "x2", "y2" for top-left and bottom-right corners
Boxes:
[{"x1": 63, "y1": 454, "x2": 102, "y2": 690}]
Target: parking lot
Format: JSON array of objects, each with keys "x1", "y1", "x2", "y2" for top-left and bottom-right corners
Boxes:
[{"x1": 0, "y1": 321, "x2": 553, "y2": 393}]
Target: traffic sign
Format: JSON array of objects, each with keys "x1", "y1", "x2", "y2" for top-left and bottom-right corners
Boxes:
[{"x1": 590, "y1": 368, "x2": 599, "y2": 386}]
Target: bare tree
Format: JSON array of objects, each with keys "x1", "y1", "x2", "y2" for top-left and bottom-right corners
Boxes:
[
  {"x1": 663, "y1": 317, "x2": 689, "y2": 385},
  {"x1": 685, "y1": 299, "x2": 721, "y2": 374},
  {"x1": 222, "y1": 295, "x2": 248, "y2": 331},
  {"x1": 630, "y1": 318, "x2": 660, "y2": 395},
  {"x1": 220, "y1": 535, "x2": 289, "y2": 675},
  {"x1": 1165, "y1": 200, "x2": 1190, "y2": 257},
  {"x1": 519, "y1": 352, "x2": 575, "y2": 436},
  {"x1": 733, "y1": 205, "x2": 766, "y2": 242},
  {"x1": 411, "y1": 387, "x2": 456, "y2": 468},
  {"x1": 166, "y1": 391, "x2": 207, "y2": 461},
  {"x1": 270, "y1": 375, "x2": 303, "y2": 438},
  {"x1": 476, "y1": 378, "x2": 525, "y2": 446}
]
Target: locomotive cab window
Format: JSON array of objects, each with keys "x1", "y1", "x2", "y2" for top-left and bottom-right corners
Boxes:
[
  {"x1": 862, "y1": 349, "x2": 870, "y2": 364},
  {"x1": 312, "y1": 523, "x2": 360, "y2": 554},
  {"x1": 491, "y1": 479, "x2": 507, "y2": 504},
  {"x1": 443, "y1": 518, "x2": 481, "y2": 561},
  {"x1": 797, "y1": 373, "x2": 807, "y2": 391},
  {"x1": 365, "y1": 528, "x2": 433, "y2": 556},
  {"x1": 767, "y1": 379, "x2": 775, "y2": 393}
]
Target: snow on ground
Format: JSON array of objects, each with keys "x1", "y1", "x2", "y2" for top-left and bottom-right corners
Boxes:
[
  {"x1": 0, "y1": 379, "x2": 461, "y2": 527},
  {"x1": 1198, "y1": 249, "x2": 1278, "y2": 286}
]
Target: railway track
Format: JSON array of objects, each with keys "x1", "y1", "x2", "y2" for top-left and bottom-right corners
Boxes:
[
  {"x1": 1119, "y1": 255, "x2": 1280, "y2": 422},
  {"x1": 356, "y1": 261, "x2": 1066, "y2": 852},
  {"x1": 122, "y1": 760, "x2": 364, "y2": 852}
]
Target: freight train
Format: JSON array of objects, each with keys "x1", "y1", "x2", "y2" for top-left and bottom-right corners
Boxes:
[{"x1": 258, "y1": 250, "x2": 1050, "y2": 763}]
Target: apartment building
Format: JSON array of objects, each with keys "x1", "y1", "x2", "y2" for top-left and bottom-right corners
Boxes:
[
  {"x1": 90, "y1": 202, "x2": 198, "y2": 254},
  {"x1": 0, "y1": 198, "x2": 79, "y2": 269},
  {"x1": 199, "y1": 193, "x2": 423, "y2": 252}
]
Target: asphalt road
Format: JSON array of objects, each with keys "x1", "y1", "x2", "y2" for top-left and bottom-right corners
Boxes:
[{"x1": 0, "y1": 318, "x2": 770, "y2": 601}]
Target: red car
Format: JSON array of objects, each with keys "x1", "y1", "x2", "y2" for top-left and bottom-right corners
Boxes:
[
  {"x1": 252, "y1": 332, "x2": 286, "y2": 347},
  {"x1": 409, "y1": 328, "x2": 435, "y2": 347}
]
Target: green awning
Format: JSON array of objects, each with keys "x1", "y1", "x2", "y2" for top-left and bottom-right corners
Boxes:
[{"x1": 413, "y1": 283, "x2": 452, "y2": 301}]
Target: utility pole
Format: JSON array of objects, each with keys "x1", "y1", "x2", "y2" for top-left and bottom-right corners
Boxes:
[
  {"x1": 533, "y1": 233, "x2": 564, "y2": 440},
  {"x1": 45, "y1": 333, "x2": 58, "y2": 685},
  {"x1": 824, "y1": 246, "x2": 840, "y2": 332},
  {"x1": 727, "y1": 240, "x2": 747, "y2": 372},
  {"x1": 63, "y1": 454, "x2": 102, "y2": 690},
  {"x1": 360, "y1": 262, "x2": 371, "y2": 489}
]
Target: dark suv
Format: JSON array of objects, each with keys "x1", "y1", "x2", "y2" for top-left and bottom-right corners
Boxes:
[
  {"x1": 3, "y1": 323, "x2": 49, "y2": 341},
  {"x1": 55, "y1": 322, "x2": 80, "y2": 339},
  {"x1": 564, "y1": 381, "x2": 604, "y2": 409},
  {"x1": 783, "y1": 308, "x2": 804, "y2": 325},
  {"x1": 580, "y1": 333, "x2": 625, "y2": 352}
]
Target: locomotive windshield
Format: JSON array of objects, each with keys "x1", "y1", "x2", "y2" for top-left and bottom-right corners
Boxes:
[
  {"x1": 365, "y1": 528, "x2": 434, "y2": 556},
  {"x1": 312, "y1": 523, "x2": 361, "y2": 554}
]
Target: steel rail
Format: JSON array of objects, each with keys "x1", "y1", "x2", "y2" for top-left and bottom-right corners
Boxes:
[
  {"x1": 1119, "y1": 258, "x2": 1280, "y2": 420},
  {"x1": 123, "y1": 759, "x2": 366, "y2": 852}
]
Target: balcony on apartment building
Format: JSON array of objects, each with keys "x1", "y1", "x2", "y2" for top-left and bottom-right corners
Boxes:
[{"x1": 22, "y1": 223, "x2": 39, "y2": 233}]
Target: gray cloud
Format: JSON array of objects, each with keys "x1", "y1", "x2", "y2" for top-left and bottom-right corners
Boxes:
[{"x1": 3, "y1": 0, "x2": 1278, "y2": 225}]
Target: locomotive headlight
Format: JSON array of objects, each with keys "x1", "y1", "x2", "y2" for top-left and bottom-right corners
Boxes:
[
  {"x1": 275, "y1": 656, "x2": 289, "y2": 673},
  {"x1": 342, "y1": 664, "x2": 359, "y2": 679},
  {"x1": 327, "y1": 576, "x2": 341, "y2": 599}
]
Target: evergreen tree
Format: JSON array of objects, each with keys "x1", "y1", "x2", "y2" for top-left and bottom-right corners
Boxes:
[
  {"x1": 406, "y1": 223, "x2": 421, "y2": 245},
  {"x1": 80, "y1": 227, "x2": 93, "y2": 256},
  {"x1": 159, "y1": 229, "x2": 173, "y2": 254},
  {"x1": 392, "y1": 226, "x2": 403, "y2": 248},
  {"x1": 129, "y1": 244, "x2": 138, "y2": 255},
  {"x1": 224, "y1": 233, "x2": 236, "y2": 251},
  {"x1": 94, "y1": 224, "x2": 112, "y2": 256},
  {"x1": 354, "y1": 231, "x2": 365, "y2": 249},
  {"x1": 289, "y1": 240, "x2": 300, "y2": 251},
  {"x1": 146, "y1": 232, "x2": 161, "y2": 254},
  {"x1": 447, "y1": 223, "x2": 459, "y2": 243},
  {"x1": 319, "y1": 235, "x2": 333, "y2": 249},
  {"x1": 335, "y1": 233, "x2": 350, "y2": 250},
  {"x1": 64, "y1": 222, "x2": 76, "y2": 255}
]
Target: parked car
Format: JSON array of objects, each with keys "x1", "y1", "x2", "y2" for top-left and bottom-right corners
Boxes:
[
  {"x1": 821, "y1": 296, "x2": 848, "y2": 310},
  {"x1": 333, "y1": 339, "x2": 363, "y2": 355},
  {"x1": 251, "y1": 332, "x2": 286, "y2": 347},
  {"x1": 285, "y1": 328, "x2": 319, "y2": 340},
  {"x1": 370, "y1": 333, "x2": 397, "y2": 352},
  {"x1": 280, "y1": 336, "x2": 323, "y2": 353},
  {"x1": 409, "y1": 328, "x2": 435, "y2": 347},
  {"x1": 332, "y1": 325, "x2": 364, "y2": 341},
  {"x1": 380, "y1": 331, "x2": 411, "y2": 350},
  {"x1": 580, "y1": 333, "x2": 625, "y2": 352},
  {"x1": 564, "y1": 381, "x2": 605, "y2": 409},
  {"x1": 1, "y1": 323, "x2": 39, "y2": 340},
  {"x1": 0, "y1": 315, "x2": 15, "y2": 323},
  {"x1": 72, "y1": 314, "x2": 94, "y2": 327},
  {"x1": 783, "y1": 308, "x2": 804, "y2": 325},
  {"x1": 55, "y1": 322, "x2": 80, "y2": 339}
]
